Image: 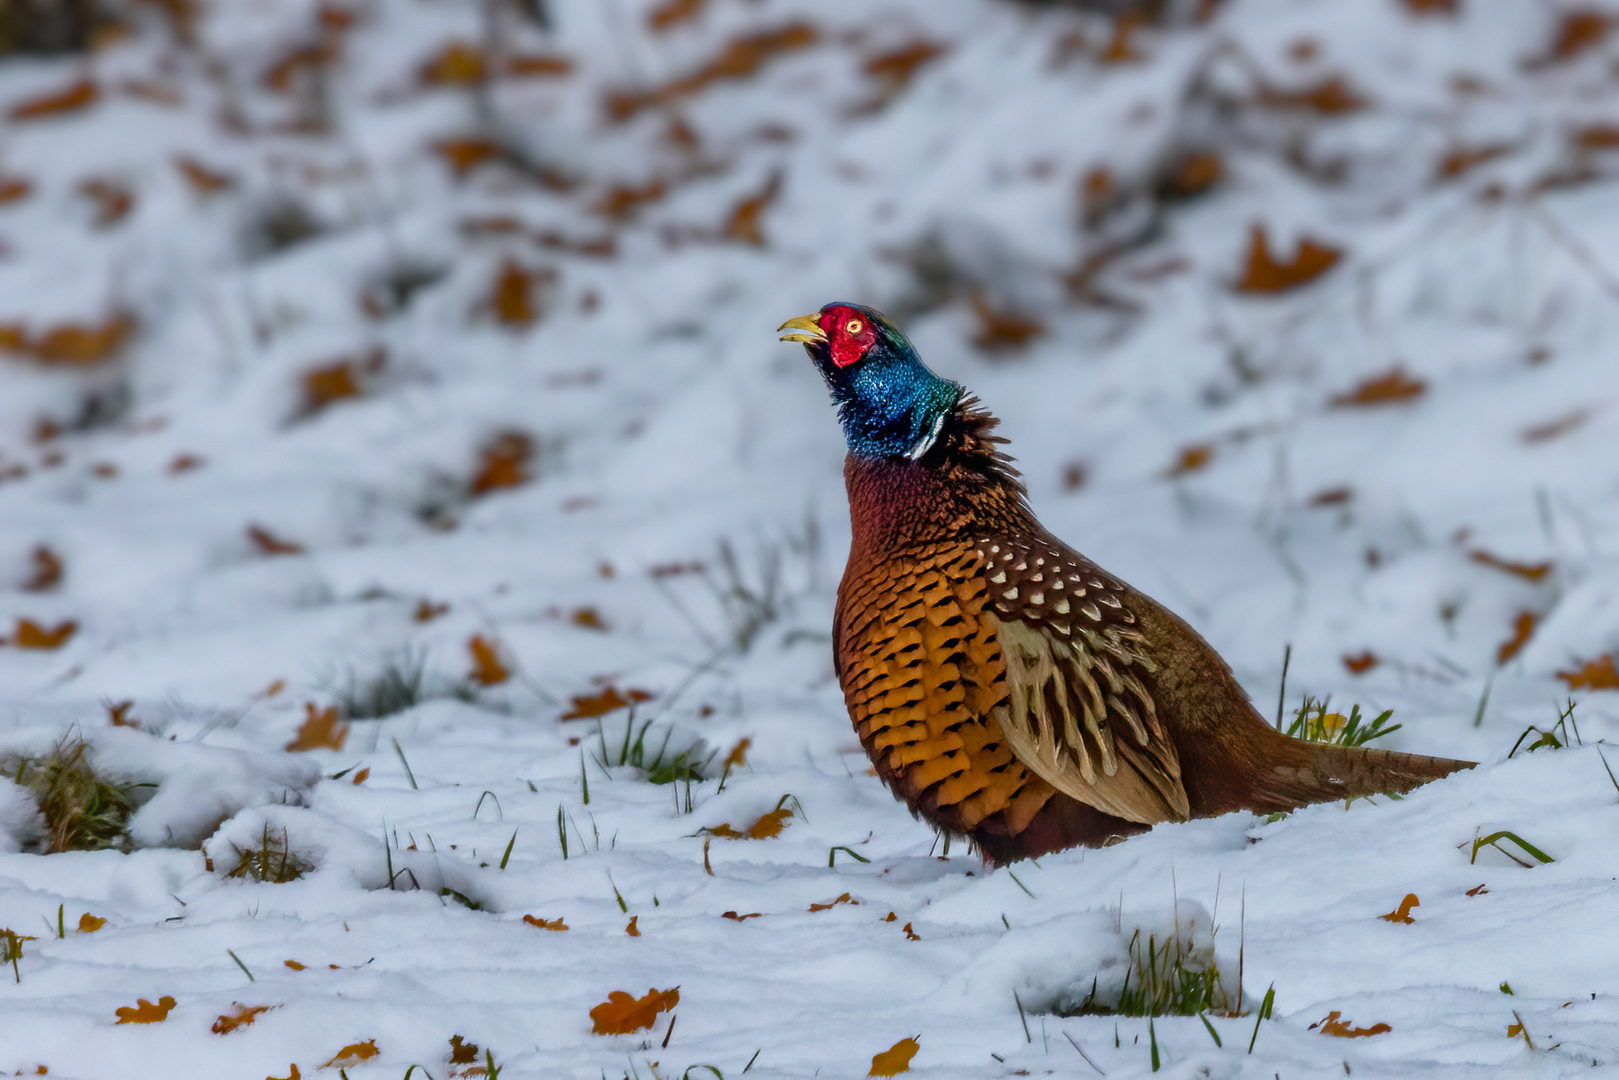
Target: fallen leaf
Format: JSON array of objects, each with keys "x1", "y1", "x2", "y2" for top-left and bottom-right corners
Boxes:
[
  {"x1": 23, "y1": 546, "x2": 62, "y2": 591},
  {"x1": 212, "y1": 1004, "x2": 271, "y2": 1034},
  {"x1": 468, "y1": 635, "x2": 512, "y2": 686},
  {"x1": 449, "y1": 1035, "x2": 480, "y2": 1064},
  {"x1": 1575, "y1": 124, "x2": 1619, "y2": 152},
  {"x1": 1497, "y1": 611, "x2": 1538, "y2": 664},
  {"x1": 0, "y1": 315, "x2": 135, "y2": 366},
  {"x1": 284, "y1": 960, "x2": 306, "y2": 970},
  {"x1": 488, "y1": 260, "x2": 547, "y2": 328},
  {"x1": 78, "y1": 913, "x2": 106, "y2": 932},
  {"x1": 286, "y1": 703, "x2": 348, "y2": 752},
  {"x1": 808, "y1": 892, "x2": 857, "y2": 912},
  {"x1": 869, "y1": 1037, "x2": 920, "y2": 1077},
  {"x1": 1557, "y1": 654, "x2": 1619, "y2": 691},
  {"x1": 606, "y1": 23, "x2": 818, "y2": 121},
  {"x1": 589, "y1": 987, "x2": 679, "y2": 1036},
  {"x1": 324, "y1": 1039, "x2": 378, "y2": 1067},
  {"x1": 1436, "y1": 143, "x2": 1512, "y2": 180},
  {"x1": 901, "y1": 921, "x2": 920, "y2": 940},
  {"x1": 863, "y1": 40, "x2": 947, "y2": 97},
  {"x1": 970, "y1": 294, "x2": 1044, "y2": 353},
  {"x1": 264, "y1": 43, "x2": 337, "y2": 93},
  {"x1": 721, "y1": 910, "x2": 761, "y2": 921},
  {"x1": 560, "y1": 685, "x2": 652, "y2": 720},
  {"x1": 625, "y1": 915, "x2": 640, "y2": 937},
  {"x1": 414, "y1": 600, "x2": 449, "y2": 622},
  {"x1": 1081, "y1": 168, "x2": 1114, "y2": 222},
  {"x1": 300, "y1": 350, "x2": 382, "y2": 416},
  {"x1": 80, "y1": 179, "x2": 133, "y2": 228},
  {"x1": 1166, "y1": 443, "x2": 1215, "y2": 478},
  {"x1": 595, "y1": 179, "x2": 667, "y2": 221},
  {"x1": 421, "y1": 42, "x2": 485, "y2": 86},
  {"x1": 1465, "y1": 883, "x2": 1489, "y2": 896},
  {"x1": 258, "y1": 679, "x2": 287, "y2": 698},
  {"x1": 1469, "y1": 550, "x2": 1552, "y2": 582},
  {"x1": 745, "y1": 808, "x2": 793, "y2": 839},
  {"x1": 723, "y1": 170, "x2": 782, "y2": 246},
  {"x1": 1259, "y1": 75, "x2": 1366, "y2": 114},
  {"x1": 1402, "y1": 0, "x2": 1457, "y2": 13},
  {"x1": 1236, "y1": 225, "x2": 1343, "y2": 292},
  {"x1": 570, "y1": 607, "x2": 608, "y2": 631},
  {"x1": 1309, "y1": 486, "x2": 1353, "y2": 507},
  {"x1": 10, "y1": 79, "x2": 100, "y2": 121},
  {"x1": 1378, "y1": 893, "x2": 1420, "y2": 923},
  {"x1": 508, "y1": 54, "x2": 574, "y2": 78},
  {"x1": 1329, "y1": 369, "x2": 1427, "y2": 407},
  {"x1": 0, "y1": 175, "x2": 32, "y2": 204},
  {"x1": 649, "y1": 0, "x2": 706, "y2": 31},
  {"x1": 168, "y1": 453, "x2": 205, "y2": 474},
  {"x1": 115, "y1": 996, "x2": 177, "y2": 1024},
  {"x1": 434, "y1": 138, "x2": 503, "y2": 177},
  {"x1": 1343, "y1": 651, "x2": 1378, "y2": 675},
  {"x1": 1521, "y1": 409, "x2": 1588, "y2": 443},
  {"x1": 247, "y1": 525, "x2": 306, "y2": 555},
  {"x1": 14, "y1": 619, "x2": 76, "y2": 650},
  {"x1": 268, "y1": 1065, "x2": 301, "y2": 1080},
  {"x1": 1537, "y1": 10, "x2": 1610, "y2": 65},
  {"x1": 722, "y1": 737, "x2": 751, "y2": 769},
  {"x1": 175, "y1": 156, "x2": 234, "y2": 194},
  {"x1": 1314, "y1": 1010, "x2": 1392, "y2": 1037}
]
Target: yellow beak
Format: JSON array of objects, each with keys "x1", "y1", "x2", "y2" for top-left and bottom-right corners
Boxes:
[{"x1": 777, "y1": 313, "x2": 826, "y2": 345}]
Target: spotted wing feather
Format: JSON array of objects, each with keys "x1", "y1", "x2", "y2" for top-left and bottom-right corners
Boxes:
[{"x1": 974, "y1": 536, "x2": 1189, "y2": 825}]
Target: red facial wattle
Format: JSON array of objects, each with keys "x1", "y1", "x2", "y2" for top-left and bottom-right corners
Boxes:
[{"x1": 822, "y1": 307, "x2": 876, "y2": 368}]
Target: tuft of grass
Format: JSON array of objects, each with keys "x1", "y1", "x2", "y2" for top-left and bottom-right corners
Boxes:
[
  {"x1": 225, "y1": 823, "x2": 314, "y2": 883},
  {"x1": 5, "y1": 735, "x2": 142, "y2": 853},
  {"x1": 1285, "y1": 698, "x2": 1399, "y2": 748},
  {"x1": 2, "y1": 926, "x2": 37, "y2": 984},
  {"x1": 597, "y1": 714, "x2": 714, "y2": 786},
  {"x1": 1508, "y1": 698, "x2": 1582, "y2": 758},
  {"x1": 1063, "y1": 926, "x2": 1235, "y2": 1019},
  {"x1": 320, "y1": 649, "x2": 479, "y2": 721}
]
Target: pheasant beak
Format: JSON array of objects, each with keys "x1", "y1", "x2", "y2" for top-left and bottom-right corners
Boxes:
[{"x1": 777, "y1": 313, "x2": 827, "y2": 345}]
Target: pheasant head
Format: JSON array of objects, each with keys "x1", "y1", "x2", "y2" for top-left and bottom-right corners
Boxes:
[{"x1": 779, "y1": 302, "x2": 962, "y2": 460}]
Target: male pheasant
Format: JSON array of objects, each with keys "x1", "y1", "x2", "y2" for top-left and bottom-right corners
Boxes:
[{"x1": 780, "y1": 302, "x2": 1473, "y2": 866}]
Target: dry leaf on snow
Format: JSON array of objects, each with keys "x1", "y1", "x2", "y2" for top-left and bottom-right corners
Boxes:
[
  {"x1": 12, "y1": 619, "x2": 77, "y2": 650},
  {"x1": 115, "y1": 996, "x2": 177, "y2": 1024},
  {"x1": 523, "y1": 915, "x2": 568, "y2": 930},
  {"x1": 589, "y1": 987, "x2": 679, "y2": 1035},
  {"x1": 324, "y1": 1039, "x2": 378, "y2": 1067},
  {"x1": 1378, "y1": 893, "x2": 1419, "y2": 923},
  {"x1": 869, "y1": 1036, "x2": 920, "y2": 1076},
  {"x1": 468, "y1": 635, "x2": 512, "y2": 686},
  {"x1": 1558, "y1": 654, "x2": 1619, "y2": 690},
  {"x1": 471, "y1": 432, "x2": 534, "y2": 494},
  {"x1": 1236, "y1": 225, "x2": 1342, "y2": 293},
  {"x1": 10, "y1": 79, "x2": 100, "y2": 121},
  {"x1": 212, "y1": 1004, "x2": 272, "y2": 1034},
  {"x1": 1313, "y1": 1010, "x2": 1391, "y2": 1037},
  {"x1": 1497, "y1": 611, "x2": 1537, "y2": 664},
  {"x1": 560, "y1": 685, "x2": 652, "y2": 720},
  {"x1": 1329, "y1": 369, "x2": 1426, "y2": 407},
  {"x1": 286, "y1": 703, "x2": 348, "y2": 752}
]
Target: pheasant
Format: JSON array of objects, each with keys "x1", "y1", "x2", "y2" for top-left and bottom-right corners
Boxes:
[{"x1": 779, "y1": 302, "x2": 1473, "y2": 866}]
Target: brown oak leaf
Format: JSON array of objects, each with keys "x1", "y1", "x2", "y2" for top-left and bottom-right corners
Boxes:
[
  {"x1": 869, "y1": 1037, "x2": 920, "y2": 1077},
  {"x1": 212, "y1": 1004, "x2": 271, "y2": 1034},
  {"x1": 286, "y1": 703, "x2": 348, "y2": 752},
  {"x1": 1378, "y1": 893, "x2": 1419, "y2": 923},
  {"x1": 589, "y1": 987, "x2": 679, "y2": 1036},
  {"x1": 1557, "y1": 654, "x2": 1619, "y2": 691},
  {"x1": 115, "y1": 996, "x2": 177, "y2": 1024},
  {"x1": 1236, "y1": 225, "x2": 1342, "y2": 293}
]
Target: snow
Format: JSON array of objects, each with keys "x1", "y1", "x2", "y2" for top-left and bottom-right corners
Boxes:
[{"x1": 1, "y1": 0, "x2": 1618, "y2": 1076}]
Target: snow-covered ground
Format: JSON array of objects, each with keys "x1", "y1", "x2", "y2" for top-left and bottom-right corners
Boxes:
[{"x1": 1, "y1": 0, "x2": 1617, "y2": 1076}]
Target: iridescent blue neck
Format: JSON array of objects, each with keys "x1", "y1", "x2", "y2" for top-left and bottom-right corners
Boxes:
[{"x1": 827, "y1": 353, "x2": 962, "y2": 460}]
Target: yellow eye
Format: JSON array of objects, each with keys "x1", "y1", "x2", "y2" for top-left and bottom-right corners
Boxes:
[{"x1": 846, "y1": 319, "x2": 864, "y2": 334}]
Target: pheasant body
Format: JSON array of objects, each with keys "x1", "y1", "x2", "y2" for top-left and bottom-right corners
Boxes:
[{"x1": 782, "y1": 302, "x2": 1473, "y2": 865}]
